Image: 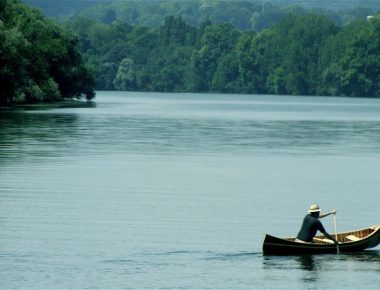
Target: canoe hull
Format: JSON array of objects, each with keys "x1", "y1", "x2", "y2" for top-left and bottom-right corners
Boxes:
[{"x1": 263, "y1": 225, "x2": 380, "y2": 255}]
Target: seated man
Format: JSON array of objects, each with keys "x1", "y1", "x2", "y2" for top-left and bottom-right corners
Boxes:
[{"x1": 296, "y1": 204, "x2": 339, "y2": 244}]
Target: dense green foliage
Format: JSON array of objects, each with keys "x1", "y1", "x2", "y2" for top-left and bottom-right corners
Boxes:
[
  {"x1": 0, "y1": 0, "x2": 95, "y2": 105},
  {"x1": 25, "y1": 1, "x2": 380, "y2": 30},
  {"x1": 2, "y1": 0, "x2": 379, "y2": 101},
  {"x1": 24, "y1": 0, "x2": 103, "y2": 18},
  {"x1": 74, "y1": 0, "x2": 380, "y2": 31},
  {"x1": 68, "y1": 12, "x2": 380, "y2": 97}
]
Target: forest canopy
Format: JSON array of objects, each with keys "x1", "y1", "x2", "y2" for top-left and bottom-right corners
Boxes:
[
  {"x1": 73, "y1": 0, "x2": 380, "y2": 30},
  {"x1": 67, "y1": 11, "x2": 380, "y2": 97},
  {"x1": 2, "y1": 0, "x2": 380, "y2": 102},
  {"x1": 0, "y1": 0, "x2": 95, "y2": 106},
  {"x1": 24, "y1": 1, "x2": 380, "y2": 29}
]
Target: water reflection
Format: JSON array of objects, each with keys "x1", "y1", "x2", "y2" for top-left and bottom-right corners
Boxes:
[
  {"x1": 298, "y1": 255, "x2": 315, "y2": 271},
  {"x1": 263, "y1": 251, "x2": 380, "y2": 286},
  {"x1": 0, "y1": 111, "x2": 80, "y2": 161},
  {"x1": 340, "y1": 251, "x2": 380, "y2": 263},
  {"x1": 297, "y1": 255, "x2": 319, "y2": 284},
  {"x1": 2, "y1": 96, "x2": 380, "y2": 162},
  {"x1": 263, "y1": 251, "x2": 380, "y2": 269}
]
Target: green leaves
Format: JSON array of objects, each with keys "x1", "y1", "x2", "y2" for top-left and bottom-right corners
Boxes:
[
  {"x1": 0, "y1": 0, "x2": 95, "y2": 105},
  {"x1": 66, "y1": 10, "x2": 380, "y2": 98},
  {"x1": 113, "y1": 58, "x2": 136, "y2": 91},
  {"x1": 322, "y1": 17, "x2": 380, "y2": 97}
]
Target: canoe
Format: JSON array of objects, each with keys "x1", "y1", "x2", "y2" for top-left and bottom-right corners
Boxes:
[{"x1": 263, "y1": 224, "x2": 380, "y2": 255}]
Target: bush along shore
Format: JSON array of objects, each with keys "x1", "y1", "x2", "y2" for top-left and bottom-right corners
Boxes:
[{"x1": 0, "y1": 0, "x2": 95, "y2": 106}]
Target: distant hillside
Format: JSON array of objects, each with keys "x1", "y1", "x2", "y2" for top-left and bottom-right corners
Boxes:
[
  {"x1": 72, "y1": 0, "x2": 380, "y2": 31},
  {"x1": 23, "y1": 0, "x2": 103, "y2": 18},
  {"x1": 271, "y1": 0, "x2": 380, "y2": 11},
  {"x1": 23, "y1": 1, "x2": 380, "y2": 23}
]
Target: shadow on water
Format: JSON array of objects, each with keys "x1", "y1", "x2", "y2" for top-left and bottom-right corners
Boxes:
[
  {"x1": 338, "y1": 250, "x2": 380, "y2": 262},
  {"x1": 297, "y1": 255, "x2": 315, "y2": 271},
  {"x1": 0, "y1": 110, "x2": 81, "y2": 163},
  {"x1": 0, "y1": 100, "x2": 96, "y2": 112},
  {"x1": 130, "y1": 250, "x2": 262, "y2": 262},
  {"x1": 263, "y1": 250, "x2": 380, "y2": 285},
  {"x1": 204, "y1": 251, "x2": 262, "y2": 261},
  {"x1": 262, "y1": 250, "x2": 380, "y2": 271}
]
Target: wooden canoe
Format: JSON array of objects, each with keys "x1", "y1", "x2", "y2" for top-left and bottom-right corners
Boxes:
[{"x1": 263, "y1": 224, "x2": 380, "y2": 255}]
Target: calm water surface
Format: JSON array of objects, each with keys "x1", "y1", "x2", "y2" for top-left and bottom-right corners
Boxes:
[{"x1": 0, "y1": 92, "x2": 379, "y2": 289}]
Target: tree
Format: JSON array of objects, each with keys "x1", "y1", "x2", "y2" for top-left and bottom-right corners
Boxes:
[
  {"x1": 192, "y1": 23, "x2": 240, "y2": 91},
  {"x1": 0, "y1": 27, "x2": 29, "y2": 104},
  {"x1": 149, "y1": 46, "x2": 193, "y2": 92},
  {"x1": 113, "y1": 58, "x2": 136, "y2": 91},
  {"x1": 102, "y1": 9, "x2": 117, "y2": 24},
  {"x1": 318, "y1": 16, "x2": 380, "y2": 97},
  {"x1": 211, "y1": 52, "x2": 240, "y2": 92},
  {"x1": 160, "y1": 16, "x2": 197, "y2": 46},
  {"x1": 268, "y1": 13, "x2": 338, "y2": 95},
  {"x1": 0, "y1": 0, "x2": 95, "y2": 105},
  {"x1": 337, "y1": 18, "x2": 380, "y2": 97},
  {"x1": 236, "y1": 30, "x2": 274, "y2": 93}
]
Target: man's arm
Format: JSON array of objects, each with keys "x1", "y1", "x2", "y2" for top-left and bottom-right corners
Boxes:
[
  {"x1": 322, "y1": 231, "x2": 339, "y2": 244},
  {"x1": 319, "y1": 209, "x2": 337, "y2": 218},
  {"x1": 317, "y1": 220, "x2": 339, "y2": 244}
]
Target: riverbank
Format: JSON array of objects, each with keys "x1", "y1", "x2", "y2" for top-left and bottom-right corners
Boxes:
[{"x1": 0, "y1": 99, "x2": 96, "y2": 111}]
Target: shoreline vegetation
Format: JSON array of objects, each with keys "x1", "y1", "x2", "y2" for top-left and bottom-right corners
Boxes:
[
  {"x1": 0, "y1": 98, "x2": 95, "y2": 110},
  {"x1": 67, "y1": 1, "x2": 380, "y2": 99},
  {"x1": 1, "y1": 1, "x2": 380, "y2": 108},
  {"x1": 0, "y1": 0, "x2": 95, "y2": 106}
]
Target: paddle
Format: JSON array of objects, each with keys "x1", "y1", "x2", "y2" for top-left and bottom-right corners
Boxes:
[{"x1": 333, "y1": 213, "x2": 340, "y2": 254}]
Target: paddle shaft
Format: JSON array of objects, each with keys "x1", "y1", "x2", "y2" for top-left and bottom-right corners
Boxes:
[
  {"x1": 333, "y1": 214, "x2": 338, "y2": 240},
  {"x1": 333, "y1": 214, "x2": 340, "y2": 254}
]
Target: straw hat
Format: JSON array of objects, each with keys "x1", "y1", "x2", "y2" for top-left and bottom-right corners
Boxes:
[{"x1": 308, "y1": 204, "x2": 321, "y2": 213}]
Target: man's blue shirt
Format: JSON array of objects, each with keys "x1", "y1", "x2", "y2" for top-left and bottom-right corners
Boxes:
[{"x1": 296, "y1": 214, "x2": 326, "y2": 242}]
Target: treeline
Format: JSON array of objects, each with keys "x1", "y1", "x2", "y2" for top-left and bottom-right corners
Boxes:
[
  {"x1": 23, "y1": 0, "x2": 103, "y2": 18},
  {"x1": 68, "y1": 13, "x2": 380, "y2": 97},
  {"x1": 272, "y1": 0, "x2": 380, "y2": 11},
  {"x1": 0, "y1": 0, "x2": 95, "y2": 106},
  {"x1": 76, "y1": 0, "x2": 379, "y2": 31}
]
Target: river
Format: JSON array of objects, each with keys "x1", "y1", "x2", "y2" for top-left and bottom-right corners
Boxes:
[{"x1": 0, "y1": 92, "x2": 379, "y2": 289}]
